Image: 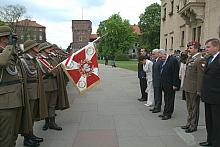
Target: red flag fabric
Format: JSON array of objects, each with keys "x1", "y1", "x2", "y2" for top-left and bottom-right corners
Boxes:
[{"x1": 62, "y1": 43, "x2": 100, "y2": 93}]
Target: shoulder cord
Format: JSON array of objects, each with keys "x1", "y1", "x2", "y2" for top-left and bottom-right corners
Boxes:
[
  {"x1": 20, "y1": 58, "x2": 37, "y2": 77},
  {"x1": 6, "y1": 65, "x2": 18, "y2": 76}
]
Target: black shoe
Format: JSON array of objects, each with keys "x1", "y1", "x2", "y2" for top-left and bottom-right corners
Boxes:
[
  {"x1": 42, "y1": 118, "x2": 49, "y2": 131},
  {"x1": 49, "y1": 117, "x2": 62, "y2": 131},
  {"x1": 181, "y1": 125, "x2": 189, "y2": 129},
  {"x1": 149, "y1": 108, "x2": 155, "y2": 111},
  {"x1": 161, "y1": 115, "x2": 171, "y2": 120},
  {"x1": 23, "y1": 137, "x2": 40, "y2": 146},
  {"x1": 137, "y1": 98, "x2": 147, "y2": 102},
  {"x1": 152, "y1": 109, "x2": 161, "y2": 113},
  {"x1": 185, "y1": 128, "x2": 197, "y2": 133},
  {"x1": 158, "y1": 114, "x2": 164, "y2": 118},
  {"x1": 199, "y1": 141, "x2": 212, "y2": 146},
  {"x1": 30, "y1": 135, "x2": 43, "y2": 142}
]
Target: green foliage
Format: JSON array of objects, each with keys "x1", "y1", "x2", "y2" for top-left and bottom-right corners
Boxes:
[
  {"x1": 97, "y1": 13, "x2": 137, "y2": 58},
  {"x1": 115, "y1": 53, "x2": 129, "y2": 61},
  {"x1": 0, "y1": 19, "x2": 4, "y2": 26},
  {"x1": 138, "y1": 3, "x2": 161, "y2": 51}
]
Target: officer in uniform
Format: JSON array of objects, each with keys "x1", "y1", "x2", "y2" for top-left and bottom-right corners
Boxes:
[
  {"x1": 0, "y1": 26, "x2": 23, "y2": 147},
  {"x1": 182, "y1": 41, "x2": 206, "y2": 133},
  {"x1": 21, "y1": 40, "x2": 50, "y2": 146},
  {"x1": 38, "y1": 42, "x2": 62, "y2": 131}
]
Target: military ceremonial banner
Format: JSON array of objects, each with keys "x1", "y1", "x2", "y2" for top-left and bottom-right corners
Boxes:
[{"x1": 61, "y1": 43, "x2": 100, "y2": 93}]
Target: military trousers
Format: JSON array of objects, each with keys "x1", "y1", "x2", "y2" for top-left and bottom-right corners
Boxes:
[
  {"x1": 185, "y1": 92, "x2": 200, "y2": 129},
  {"x1": 0, "y1": 107, "x2": 22, "y2": 147},
  {"x1": 46, "y1": 90, "x2": 58, "y2": 118},
  {"x1": 28, "y1": 99, "x2": 39, "y2": 135}
]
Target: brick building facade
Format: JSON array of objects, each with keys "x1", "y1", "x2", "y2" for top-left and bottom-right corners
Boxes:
[
  {"x1": 16, "y1": 19, "x2": 46, "y2": 44},
  {"x1": 72, "y1": 20, "x2": 92, "y2": 51}
]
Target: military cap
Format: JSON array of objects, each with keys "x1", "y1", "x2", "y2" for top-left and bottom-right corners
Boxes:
[
  {"x1": 52, "y1": 44, "x2": 59, "y2": 49},
  {"x1": 0, "y1": 26, "x2": 16, "y2": 37},
  {"x1": 38, "y1": 42, "x2": 52, "y2": 51},
  {"x1": 187, "y1": 41, "x2": 201, "y2": 49},
  {"x1": 23, "y1": 40, "x2": 39, "y2": 52}
]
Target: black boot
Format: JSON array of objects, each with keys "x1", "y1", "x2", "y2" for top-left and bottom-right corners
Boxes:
[
  {"x1": 23, "y1": 136, "x2": 40, "y2": 147},
  {"x1": 42, "y1": 118, "x2": 49, "y2": 131},
  {"x1": 49, "y1": 117, "x2": 62, "y2": 131},
  {"x1": 30, "y1": 134, "x2": 43, "y2": 142}
]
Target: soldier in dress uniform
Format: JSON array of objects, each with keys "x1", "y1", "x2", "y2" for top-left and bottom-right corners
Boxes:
[
  {"x1": 51, "y1": 44, "x2": 68, "y2": 62},
  {"x1": 38, "y1": 42, "x2": 62, "y2": 131},
  {"x1": 50, "y1": 44, "x2": 70, "y2": 110},
  {"x1": 181, "y1": 41, "x2": 206, "y2": 133},
  {"x1": 0, "y1": 26, "x2": 24, "y2": 147},
  {"x1": 20, "y1": 40, "x2": 49, "y2": 146}
]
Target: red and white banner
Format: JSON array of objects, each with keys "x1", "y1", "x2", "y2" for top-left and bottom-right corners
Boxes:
[{"x1": 62, "y1": 43, "x2": 100, "y2": 93}]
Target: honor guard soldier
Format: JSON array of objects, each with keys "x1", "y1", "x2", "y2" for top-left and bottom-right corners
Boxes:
[
  {"x1": 0, "y1": 26, "x2": 23, "y2": 147},
  {"x1": 38, "y1": 42, "x2": 62, "y2": 131},
  {"x1": 21, "y1": 40, "x2": 49, "y2": 146},
  {"x1": 49, "y1": 44, "x2": 70, "y2": 111}
]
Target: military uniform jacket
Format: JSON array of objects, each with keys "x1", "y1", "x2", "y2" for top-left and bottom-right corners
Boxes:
[
  {"x1": 49, "y1": 54, "x2": 70, "y2": 110},
  {"x1": 21, "y1": 54, "x2": 38, "y2": 100},
  {"x1": 21, "y1": 54, "x2": 48, "y2": 120},
  {"x1": 0, "y1": 46, "x2": 23, "y2": 109},
  {"x1": 183, "y1": 53, "x2": 206, "y2": 93},
  {"x1": 38, "y1": 54, "x2": 58, "y2": 92}
]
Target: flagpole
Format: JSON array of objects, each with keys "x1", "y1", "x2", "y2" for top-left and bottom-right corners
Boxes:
[
  {"x1": 50, "y1": 61, "x2": 63, "y2": 72},
  {"x1": 93, "y1": 33, "x2": 108, "y2": 43}
]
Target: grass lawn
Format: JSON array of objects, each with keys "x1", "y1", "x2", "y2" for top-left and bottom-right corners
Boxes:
[{"x1": 98, "y1": 60, "x2": 138, "y2": 71}]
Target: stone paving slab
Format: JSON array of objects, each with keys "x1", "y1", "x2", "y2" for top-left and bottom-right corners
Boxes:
[
  {"x1": 16, "y1": 64, "x2": 207, "y2": 147},
  {"x1": 73, "y1": 130, "x2": 118, "y2": 147}
]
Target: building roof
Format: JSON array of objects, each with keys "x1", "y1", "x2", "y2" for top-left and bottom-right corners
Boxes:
[
  {"x1": 90, "y1": 34, "x2": 98, "y2": 40},
  {"x1": 130, "y1": 24, "x2": 141, "y2": 35},
  {"x1": 17, "y1": 19, "x2": 45, "y2": 28}
]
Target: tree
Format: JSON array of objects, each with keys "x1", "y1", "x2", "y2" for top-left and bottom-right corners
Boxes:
[
  {"x1": 138, "y1": 3, "x2": 161, "y2": 50},
  {"x1": 0, "y1": 19, "x2": 4, "y2": 26},
  {"x1": 97, "y1": 13, "x2": 137, "y2": 60},
  {"x1": 0, "y1": 4, "x2": 26, "y2": 31}
]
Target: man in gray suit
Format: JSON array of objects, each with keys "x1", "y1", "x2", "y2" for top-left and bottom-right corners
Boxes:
[{"x1": 150, "y1": 49, "x2": 163, "y2": 113}]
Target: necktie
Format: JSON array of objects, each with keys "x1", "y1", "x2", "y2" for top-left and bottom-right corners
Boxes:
[
  {"x1": 208, "y1": 55, "x2": 213, "y2": 65},
  {"x1": 160, "y1": 61, "x2": 165, "y2": 74}
]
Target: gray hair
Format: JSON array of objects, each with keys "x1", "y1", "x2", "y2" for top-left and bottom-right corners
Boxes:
[
  {"x1": 152, "y1": 49, "x2": 159, "y2": 53},
  {"x1": 158, "y1": 49, "x2": 167, "y2": 55}
]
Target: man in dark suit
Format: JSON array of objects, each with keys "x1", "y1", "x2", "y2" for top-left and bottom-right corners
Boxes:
[
  {"x1": 137, "y1": 48, "x2": 148, "y2": 102},
  {"x1": 150, "y1": 49, "x2": 163, "y2": 113},
  {"x1": 158, "y1": 49, "x2": 180, "y2": 120},
  {"x1": 199, "y1": 38, "x2": 220, "y2": 147}
]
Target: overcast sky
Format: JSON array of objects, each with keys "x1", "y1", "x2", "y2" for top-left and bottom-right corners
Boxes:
[{"x1": 1, "y1": 0, "x2": 160, "y2": 49}]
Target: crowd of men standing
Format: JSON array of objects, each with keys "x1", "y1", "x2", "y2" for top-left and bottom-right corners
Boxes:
[
  {"x1": 137, "y1": 38, "x2": 220, "y2": 147},
  {"x1": 0, "y1": 25, "x2": 70, "y2": 147}
]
